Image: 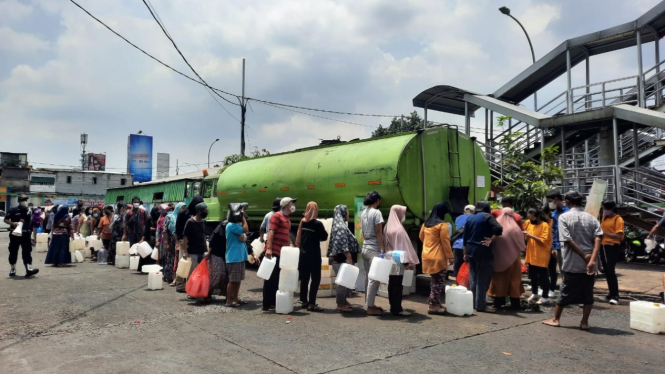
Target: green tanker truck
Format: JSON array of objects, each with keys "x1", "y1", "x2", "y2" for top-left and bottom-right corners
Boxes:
[{"x1": 214, "y1": 126, "x2": 490, "y2": 233}]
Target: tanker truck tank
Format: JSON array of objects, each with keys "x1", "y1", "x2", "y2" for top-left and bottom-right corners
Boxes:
[{"x1": 216, "y1": 127, "x2": 490, "y2": 225}]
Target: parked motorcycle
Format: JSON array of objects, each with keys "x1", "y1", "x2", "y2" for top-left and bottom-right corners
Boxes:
[{"x1": 623, "y1": 226, "x2": 650, "y2": 263}]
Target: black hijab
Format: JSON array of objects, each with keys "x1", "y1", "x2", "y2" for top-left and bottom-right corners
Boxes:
[
  {"x1": 187, "y1": 195, "x2": 204, "y2": 215},
  {"x1": 475, "y1": 201, "x2": 491, "y2": 214},
  {"x1": 424, "y1": 202, "x2": 450, "y2": 228}
]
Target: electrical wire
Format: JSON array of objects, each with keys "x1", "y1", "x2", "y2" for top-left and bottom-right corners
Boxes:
[
  {"x1": 68, "y1": 0, "x2": 239, "y2": 102},
  {"x1": 246, "y1": 97, "x2": 398, "y2": 118},
  {"x1": 141, "y1": 0, "x2": 239, "y2": 107},
  {"x1": 256, "y1": 101, "x2": 378, "y2": 129},
  {"x1": 70, "y1": 0, "x2": 403, "y2": 120}
]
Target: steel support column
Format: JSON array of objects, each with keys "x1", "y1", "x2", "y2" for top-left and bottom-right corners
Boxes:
[
  {"x1": 585, "y1": 55, "x2": 591, "y2": 109},
  {"x1": 656, "y1": 36, "x2": 662, "y2": 105},
  {"x1": 560, "y1": 127, "x2": 566, "y2": 168},
  {"x1": 633, "y1": 124, "x2": 641, "y2": 205},
  {"x1": 464, "y1": 101, "x2": 470, "y2": 135},
  {"x1": 566, "y1": 49, "x2": 573, "y2": 114},
  {"x1": 637, "y1": 30, "x2": 645, "y2": 108},
  {"x1": 613, "y1": 118, "x2": 622, "y2": 204}
]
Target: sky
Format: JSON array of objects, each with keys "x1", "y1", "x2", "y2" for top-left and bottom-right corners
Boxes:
[{"x1": 0, "y1": 0, "x2": 662, "y2": 176}]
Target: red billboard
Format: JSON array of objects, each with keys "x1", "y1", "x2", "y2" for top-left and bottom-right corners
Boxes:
[{"x1": 86, "y1": 153, "x2": 106, "y2": 171}]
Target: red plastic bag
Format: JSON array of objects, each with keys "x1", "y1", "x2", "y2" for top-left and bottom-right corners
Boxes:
[
  {"x1": 521, "y1": 262, "x2": 528, "y2": 273},
  {"x1": 185, "y1": 258, "x2": 210, "y2": 298},
  {"x1": 457, "y1": 262, "x2": 470, "y2": 288}
]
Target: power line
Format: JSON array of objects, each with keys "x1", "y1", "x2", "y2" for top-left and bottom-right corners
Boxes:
[
  {"x1": 69, "y1": 0, "x2": 401, "y2": 120},
  {"x1": 247, "y1": 97, "x2": 398, "y2": 118},
  {"x1": 140, "y1": 0, "x2": 239, "y2": 107},
  {"x1": 68, "y1": 0, "x2": 239, "y2": 102},
  {"x1": 256, "y1": 101, "x2": 378, "y2": 129}
]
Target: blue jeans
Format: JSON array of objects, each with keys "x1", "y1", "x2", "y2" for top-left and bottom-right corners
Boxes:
[
  {"x1": 468, "y1": 257, "x2": 494, "y2": 311},
  {"x1": 453, "y1": 248, "x2": 464, "y2": 276}
]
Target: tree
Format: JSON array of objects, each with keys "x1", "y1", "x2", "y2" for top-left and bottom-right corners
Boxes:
[
  {"x1": 493, "y1": 116, "x2": 563, "y2": 214},
  {"x1": 222, "y1": 147, "x2": 270, "y2": 166},
  {"x1": 372, "y1": 111, "x2": 429, "y2": 137}
]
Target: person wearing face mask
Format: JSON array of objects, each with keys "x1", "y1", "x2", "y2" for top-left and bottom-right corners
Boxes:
[
  {"x1": 224, "y1": 203, "x2": 250, "y2": 307},
  {"x1": 107, "y1": 203, "x2": 126, "y2": 266},
  {"x1": 96, "y1": 206, "x2": 114, "y2": 252},
  {"x1": 4, "y1": 194, "x2": 39, "y2": 277},
  {"x1": 545, "y1": 190, "x2": 569, "y2": 298},
  {"x1": 487, "y1": 207, "x2": 527, "y2": 311},
  {"x1": 181, "y1": 202, "x2": 210, "y2": 296},
  {"x1": 88, "y1": 207, "x2": 101, "y2": 260},
  {"x1": 420, "y1": 202, "x2": 453, "y2": 315},
  {"x1": 361, "y1": 191, "x2": 386, "y2": 316},
  {"x1": 262, "y1": 197, "x2": 297, "y2": 311},
  {"x1": 523, "y1": 208, "x2": 552, "y2": 304},
  {"x1": 384, "y1": 205, "x2": 418, "y2": 317},
  {"x1": 296, "y1": 201, "x2": 328, "y2": 312},
  {"x1": 598, "y1": 201, "x2": 624, "y2": 305},
  {"x1": 328, "y1": 204, "x2": 360, "y2": 313},
  {"x1": 79, "y1": 207, "x2": 93, "y2": 238},
  {"x1": 122, "y1": 197, "x2": 147, "y2": 246},
  {"x1": 463, "y1": 201, "x2": 503, "y2": 313}
]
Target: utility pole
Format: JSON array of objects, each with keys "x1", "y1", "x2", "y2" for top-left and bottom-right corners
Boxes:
[
  {"x1": 80, "y1": 133, "x2": 88, "y2": 170},
  {"x1": 239, "y1": 58, "x2": 247, "y2": 157},
  {"x1": 176, "y1": 159, "x2": 179, "y2": 175}
]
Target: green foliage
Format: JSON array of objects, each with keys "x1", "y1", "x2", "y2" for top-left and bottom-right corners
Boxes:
[
  {"x1": 372, "y1": 111, "x2": 429, "y2": 137},
  {"x1": 493, "y1": 116, "x2": 563, "y2": 214},
  {"x1": 222, "y1": 147, "x2": 270, "y2": 166}
]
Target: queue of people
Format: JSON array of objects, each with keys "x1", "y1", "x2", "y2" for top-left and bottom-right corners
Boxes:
[{"x1": 14, "y1": 187, "x2": 642, "y2": 331}]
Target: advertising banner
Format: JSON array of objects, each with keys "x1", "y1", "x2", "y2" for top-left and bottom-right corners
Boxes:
[
  {"x1": 127, "y1": 134, "x2": 153, "y2": 182},
  {"x1": 86, "y1": 153, "x2": 106, "y2": 171}
]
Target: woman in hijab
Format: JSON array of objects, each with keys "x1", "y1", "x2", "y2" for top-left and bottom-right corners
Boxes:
[
  {"x1": 419, "y1": 202, "x2": 454, "y2": 315},
  {"x1": 328, "y1": 205, "x2": 360, "y2": 313},
  {"x1": 45, "y1": 205, "x2": 73, "y2": 267},
  {"x1": 384, "y1": 205, "x2": 419, "y2": 317},
  {"x1": 163, "y1": 202, "x2": 185, "y2": 286},
  {"x1": 135, "y1": 206, "x2": 160, "y2": 272},
  {"x1": 488, "y1": 207, "x2": 526, "y2": 310},
  {"x1": 175, "y1": 198, "x2": 200, "y2": 291},
  {"x1": 296, "y1": 202, "x2": 329, "y2": 312},
  {"x1": 463, "y1": 201, "x2": 503, "y2": 313}
]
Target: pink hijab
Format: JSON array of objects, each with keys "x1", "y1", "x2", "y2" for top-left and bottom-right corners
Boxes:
[
  {"x1": 493, "y1": 207, "x2": 525, "y2": 272},
  {"x1": 384, "y1": 205, "x2": 420, "y2": 265}
]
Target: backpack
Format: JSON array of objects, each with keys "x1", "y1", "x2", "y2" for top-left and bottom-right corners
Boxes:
[{"x1": 450, "y1": 226, "x2": 465, "y2": 244}]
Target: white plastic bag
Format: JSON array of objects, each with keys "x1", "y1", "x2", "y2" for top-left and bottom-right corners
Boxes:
[{"x1": 11, "y1": 221, "x2": 23, "y2": 236}]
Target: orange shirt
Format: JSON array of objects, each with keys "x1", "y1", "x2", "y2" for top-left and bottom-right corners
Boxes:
[
  {"x1": 600, "y1": 215, "x2": 624, "y2": 245},
  {"x1": 97, "y1": 216, "x2": 112, "y2": 240},
  {"x1": 523, "y1": 220, "x2": 551, "y2": 268},
  {"x1": 419, "y1": 223, "x2": 453, "y2": 274}
]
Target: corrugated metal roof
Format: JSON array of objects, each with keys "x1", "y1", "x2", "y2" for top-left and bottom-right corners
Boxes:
[{"x1": 493, "y1": 1, "x2": 665, "y2": 104}]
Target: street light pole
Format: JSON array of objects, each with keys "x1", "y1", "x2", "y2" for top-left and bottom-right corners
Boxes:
[
  {"x1": 499, "y1": 6, "x2": 537, "y2": 111},
  {"x1": 208, "y1": 138, "x2": 219, "y2": 169},
  {"x1": 500, "y1": 6, "x2": 540, "y2": 161}
]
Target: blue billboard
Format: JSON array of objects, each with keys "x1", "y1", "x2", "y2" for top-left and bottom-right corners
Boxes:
[{"x1": 127, "y1": 134, "x2": 153, "y2": 182}]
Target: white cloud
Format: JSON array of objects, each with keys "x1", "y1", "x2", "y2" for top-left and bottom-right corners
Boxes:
[
  {"x1": 0, "y1": 0, "x2": 654, "y2": 174},
  {"x1": 0, "y1": 27, "x2": 49, "y2": 53},
  {"x1": 0, "y1": 0, "x2": 33, "y2": 21}
]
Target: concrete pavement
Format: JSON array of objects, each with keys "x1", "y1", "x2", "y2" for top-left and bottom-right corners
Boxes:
[{"x1": 1, "y1": 235, "x2": 664, "y2": 374}]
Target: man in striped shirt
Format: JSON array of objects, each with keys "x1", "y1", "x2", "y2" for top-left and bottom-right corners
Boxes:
[{"x1": 262, "y1": 197, "x2": 297, "y2": 311}]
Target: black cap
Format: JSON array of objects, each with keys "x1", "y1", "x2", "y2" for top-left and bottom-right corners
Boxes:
[{"x1": 18, "y1": 194, "x2": 28, "y2": 202}]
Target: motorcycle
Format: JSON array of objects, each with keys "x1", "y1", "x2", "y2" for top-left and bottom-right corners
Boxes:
[{"x1": 623, "y1": 226, "x2": 650, "y2": 262}]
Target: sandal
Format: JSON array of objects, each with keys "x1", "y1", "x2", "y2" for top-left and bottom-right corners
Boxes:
[
  {"x1": 336, "y1": 306, "x2": 353, "y2": 313},
  {"x1": 428, "y1": 309, "x2": 446, "y2": 315},
  {"x1": 394, "y1": 311, "x2": 412, "y2": 317},
  {"x1": 307, "y1": 305, "x2": 324, "y2": 312},
  {"x1": 227, "y1": 302, "x2": 240, "y2": 308},
  {"x1": 169, "y1": 281, "x2": 177, "y2": 287}
]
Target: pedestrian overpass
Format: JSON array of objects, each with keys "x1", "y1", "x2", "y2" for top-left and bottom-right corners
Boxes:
[{"x1": 413, "y1": 1, "x2": 665, "y2": 234}]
